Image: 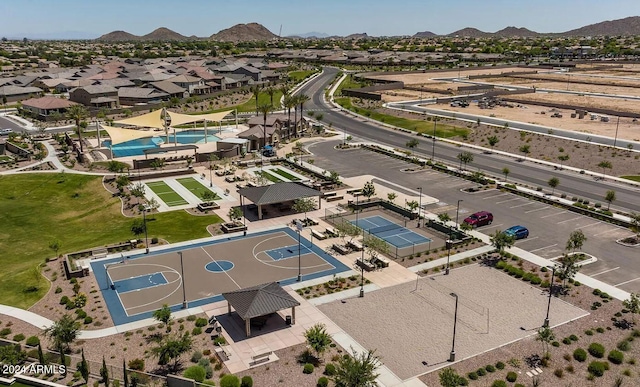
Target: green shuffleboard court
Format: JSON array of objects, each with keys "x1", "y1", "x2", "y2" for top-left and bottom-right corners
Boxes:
[
  {"x1": 270, "y1": 168, "x2": 301, "y2": 181},
  {"x1": 176, "y1": 177, "x2": 221, "y2": 200},
  {"x1": 147, "y1": 181, "x2": 188, "y2": 206}
]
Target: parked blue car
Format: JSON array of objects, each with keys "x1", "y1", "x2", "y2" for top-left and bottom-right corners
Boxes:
[{"x1": 504, "y1": 225, "x2": 529, "y2": 240}]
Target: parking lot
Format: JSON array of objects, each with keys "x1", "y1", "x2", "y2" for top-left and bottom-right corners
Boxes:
[{"x1": 310, "y1": 141, "x2": 640, "y2": 293}]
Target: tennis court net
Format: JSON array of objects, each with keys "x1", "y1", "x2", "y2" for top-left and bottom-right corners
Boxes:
[{"x1": 368, "y1": 223, "x2": 402, "y2": 234}]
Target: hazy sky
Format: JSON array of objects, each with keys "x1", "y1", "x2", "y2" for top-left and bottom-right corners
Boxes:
[{"x1": 2, "y1": 0, "x2": 640, "y2": 38}]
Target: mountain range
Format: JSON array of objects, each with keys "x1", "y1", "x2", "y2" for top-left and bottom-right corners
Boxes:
[{"x1": 23, "y1": 16, "x2": 640, "y2": 42}]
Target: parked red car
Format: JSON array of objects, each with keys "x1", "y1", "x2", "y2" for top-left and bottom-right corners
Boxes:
[{"x1": 463, "y1": 211, "x2": 493, "y2": 227}]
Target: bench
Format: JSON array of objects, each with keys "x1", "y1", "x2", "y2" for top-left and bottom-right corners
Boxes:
[
  {"x1": 308, "y1": 218, "x2": 320, "y2": 226},
  {"x1": 326, "y1": 195, "x2": 344, "y2": 202},
  {"x1": 311, "y1": 229, "x2": 327, "y2": 240},
  {"x1": 346, "y1": 188, "x2": 362, "y2": 194},
  {"x1": 249, "y1": 351, "x2": 272, "y2": 367},
  {"x1": 251, "y1": 351, "x2": 273, "y2": 361},
  {"x1": 356, "y1": 259, "x2": 376, "y2": 272},
  {"x1": 372, "y1": 256, "x2": 390, "y2": 268},
  {"x1": 323, "y1": 192, "x2": 338, "y2": 198},
  {"x1": 332, "y1": 244, "x2": 350, "y2": 255},
  {"x1": 348, "y1": 240, "x2": 363, "y2": 251},
  {"x1": 215, "y1": 347, "x2": 230, "y2": 362},
  {"x1": 325, "y1": 226, "x2": 338, "y2": 237}
]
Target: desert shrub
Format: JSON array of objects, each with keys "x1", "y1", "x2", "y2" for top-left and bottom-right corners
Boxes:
[
  {"x1": 596, "y1": 327, "x2": 605, "y2": 333},
  {"x1": 195, "y1": 318, "x2": 208, "y2": 327},
  {"x1": 467, "y1": 372, "x2": 478, "y2": 380},
  {"x1": 128, "y1": 358, "x2": 145, "y2": 371},
  {"x1": 76, "y1": 310, "x2": 87, "y2": 319},
  {"x1": 588, "y1": 343, "x2": 605, "y2": 358},
  {"x1": 569, "y1": 334, "x2": 578, "y2": 341},
  {"x1": 60, "y1": 295, "x2": 70, "y2": 305},
  {"x1": 485, "y1": 364, "x2": 496, "y2": 373},
  {"x1": 506, "y1": 371, "x2": 517, "y2": 382},
  {"x1": 316, "y1": 377, "x2": 328, "y2": 387},
  {"x1": 12, "y1": 334, "x2": 25, "y2": 342},
  {"x1": 476, "y1": 368, "x2": 487, "y2": 376},
  {"x1": 219, "y1": 374, "x2": 240, "y2": 387},
  {"x1": 552, "y1": 341, "x2": 560, "y2": 347},
  {"x1": 55, "y1": 287, "x2": 62, "y2": 294},
  {"x1": 303, "y1": 363, "x2": 314, "y2": 374},
  {"x1": 566, "y1": 364, "x2": 575, "y2": 373},
  {"x1": 240, "y1": 376, "x2": 253, "y2": 387},
  {"x1": 0, "y1": 328, "x2": 11, "y2": 337},
  {"x1": 184, "y1": 366, "x2": 206, "y2": 382},
  {"x1": 587, "y1": 361, "x2": 607, "y2": 377},
  {"x1": 573, "y1": 348, "x2": 587, "y2": 362},
  {"x1": 562, "y1": 337, "x2": 572, "y2": 345},
  {"x1": 25, "y1": 336, "x2": 40, "y2": 347},
  {"x1": 323, "y1": 363, "x2": 336, "y2": 376},
  {"x1": 585, "y1": 330, "x2": 594, "y2": 336},
  {"x1": 191, "y1": 351, "x2": 203, "y2": 363},
  {"x1": 84, "y1": 316, "x2": 93, "y2": 324},
  {"x1": 186, "y1": 315, "x2": 197, "y2": 321},
  {"x1": 192, "y1": 327, "x2": 202, "y2": 336},
  {"x1": 491, "y1": 381, "x2": 506, "y2": 387},
  {"x1": 553, "y1": 368, "x2": 563, "y2": 378},
  {"x1": 495, "y1": 361, "x2": 505, "y2": 370},
  {"x1": 617, "y1": 340, "x2": 631, "y2": 351},
  {"x1": 608, "y1": 350, "x2": 624, "y2": 364},
  {"x1": 203, "y1": 349, "x2": 211, "y2": 356}
]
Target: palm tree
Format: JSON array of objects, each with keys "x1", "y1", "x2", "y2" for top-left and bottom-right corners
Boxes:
[
  {"x1": 283, "y1": 94, "x2": 296, "y2": 138},
  {"x1": 297, "y1": 94, "x2": 311, "y2": 135},
  {"x1": 291, "y1": 94, "x2": 301, "y2": 138},
  {"x1": 265, "y1": 86, "x2": 276, "y2": 107},
  {"x1": 249, "y1": 84, "x2": 262, "y2": 113},
  {"x1": 456, "y1": 151, "x2": 473, "y2": 170},
  {"x1": 66, "y1": 104, "x2": 88, "y2": 153},
  {"x1": 278, "y1": 83, "x2": 290, "y2": 98},
  {"x1": 257, "y1": 103, "x2": 274, "y2": 149},
  {"x1": 45, "y1": 314, "x2": 80, "y2": 353}
]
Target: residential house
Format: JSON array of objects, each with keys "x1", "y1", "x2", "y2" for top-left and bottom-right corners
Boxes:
[
  {"x1": 148, "y1": 81, "x2": 188, "y2": 100},
  {"x1": 21, "y1": 96, "x2": 80, "y2": 119},
  {"x1": 118, "y1": 87, "x2": 168, "y2": 106},
  {"x1": 246, "y1": 113, "x2": 305, "y2": 142},
  {"x1": 237, "y1": 125, "x2": 281, "y2": 152},
  {"x1": 167, "y1": 74, "x2": 212, "y2": 95},
  {"x1": 69, "y1": 85, "x2": 118, "y2": 108},
  {"x1": 223, "y1": 74, "x2": 251, "y2": 89},
  {"x1": 232, "y1": 66, "x2": 263, "y2": 82},
  {"x1": 0, "y1": 85, "x2": 43, "y2": 102}
]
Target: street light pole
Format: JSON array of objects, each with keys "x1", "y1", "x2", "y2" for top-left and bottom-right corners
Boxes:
[
  {"x1": 142, "y1": 206, "x2": 149, "y2": 254},
  {"x1": 449, "y1": 292, "x2": 459, "y2": 362},
  {"x1": 417, "y1": 187, "x2": 423, "y2": 227},
  {"x1": 178, "y1": 252, "x2": 187, "y2": 309},
  {"x1": 431, "y1": 118, "x2": 437, "y2": 161},
  {"x1": 613, "y1": 116, "x2": 620, "y2": 149},
  {"x1": 209, "y1": 158, "x2": 213, "y2": 187},
  {"x1": 360, "y1": 227, "x2": 365, "y2": 298},
  {"x1": 455, "y1": 200, "x2": 463, "y2": 230},
  {"x1": 296, "y1": 221, "x2": 302, "y2": 282},
  {"x1": 543, "y1": 266, "x2": 556, "y2": 327}
]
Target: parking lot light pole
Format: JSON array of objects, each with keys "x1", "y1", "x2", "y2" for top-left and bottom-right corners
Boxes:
[
  {"x1": 431, "y1": 119, "x2": 437, "y2": 161},
  {"x1": 417, "y1": 187, "x2": 423, "y2": 227},
  {"x1": 142, "y1": 206, "x2": 149, "y2": 254},
  {"x1": 178, "y1": 252, "x2": 187, "y2": 309},
  {"x1": 449, "y1": 292, "x2": 459, "y2": 362},
  {"x1": 455, "y1": 200, "x2": 463, "y2": 230},
  {"x1": 360, "y1": 227, "x2": 365, "y2": 298},
  {"x1": 543, "y1": 266, "x2": 556, "y2": 328}
]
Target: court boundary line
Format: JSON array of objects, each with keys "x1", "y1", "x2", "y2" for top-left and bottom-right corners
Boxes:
[
  {"x1": 252, "y1": 232, "x2": 336, "y2": 271},
  {"x1": 115, "y1": 271, "x2": 169, "y2": 295},
  {"x1": 200, "y1": 247, "x2": 242, "y2": 289}
]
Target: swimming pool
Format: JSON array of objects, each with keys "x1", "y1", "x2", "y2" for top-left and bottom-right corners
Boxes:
[{"x1": 103, "y1": 130, "x2": 220, "y2": 157}]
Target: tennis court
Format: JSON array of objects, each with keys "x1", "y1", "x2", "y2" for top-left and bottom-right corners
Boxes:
[
  {"x1": 176, "y1": 177, "x2": 221, "y2": 200},
  {"x1": 146, "y1": 181, "x2": 188, "y2": 206},
  {"x1": 352, "y1": 215, "x2": 431, "y2": 248},
  {"x1": 91, "y1": 228, "x2": 350, "y2": 325}
]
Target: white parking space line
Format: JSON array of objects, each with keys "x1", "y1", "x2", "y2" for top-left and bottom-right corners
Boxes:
[
  {"x1": 496, "y1": 198, "x2": 521, "y2": 204},
  {"x1": 480, "y1": 224, "x2": 504, "y2": 230},
  {"x1": 580, "y1": 221, "x2": 602, "y2": 229},
  {"x1": 556, "y1": 216, "x2": 585, "y2": 225},
  {"x1": 529, "y1": 244, "x2": 558, "y2": 253},
  {"x1": 525, "y1": 207, "x2": 550, "y2": 214},
  {"x1": 541, "y1": 211, "x2": 567, "y2": 218},
  {"x1": 615, "y1": 277, "x2": 640, "y2": 287},
  {"x1": 516, "y1": 236, "x2": 538, "y2": 244},
  {"x1": 510, "y1": 202, "x2": 537, "y2": 209},
  {"x1": 593, "y1": 228, "x2": 623, "y2": 237},
  {"x1": 444, "y1": 181, "x2": 472, "y2": 188},
  {"x1": 483, "y1": 193, "x2": 510, "y2": 200},
  {"x1": 591, "y1": 267, "x2": 620, "y2": 277}
]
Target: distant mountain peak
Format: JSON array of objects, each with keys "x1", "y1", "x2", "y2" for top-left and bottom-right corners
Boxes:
[{"x1": 210, "y1": 23, "x2": 277, "y2": 42}]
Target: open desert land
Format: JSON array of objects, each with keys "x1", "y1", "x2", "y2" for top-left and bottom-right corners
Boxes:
[{"x1": 366, "y1": 67, "x2": 530, "y2": 85}]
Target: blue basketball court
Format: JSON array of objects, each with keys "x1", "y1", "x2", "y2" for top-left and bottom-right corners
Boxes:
[
  {"x1": 113, "y1": 272, "x2": 168, "y2": 293},
  {"x1": 351, "y1": 215, "x2": 432, "y2": 248}
]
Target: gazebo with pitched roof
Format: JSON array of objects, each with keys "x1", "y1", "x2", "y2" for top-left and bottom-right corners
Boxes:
[
  {"x1": 222, "y1": 282, "x2": 300, "y2": 337},
  {"x1": 237, "y1": 182, "x2": 322, "y2": 220}
]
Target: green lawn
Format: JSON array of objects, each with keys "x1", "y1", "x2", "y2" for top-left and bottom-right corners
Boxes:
[
  {"x1": 270, "y1": 168, "x2": 301, "y2": 181},
  {"x1": 146, "y1": 181, "x2": 188, "y2": 206},
  {"x1": 622, "y1": 176, "x2": 640, "y2": 182},
  {"x1": 196, "y1": 91, "x2": 285, "y2": 115},
  {"x1": 254, "y1": 170, "x2": 283, "y2": 183},
  {"x1": 288, "y1": 69, "x2": 317, "y2": 83},
  {"x1": 0, "y1": 174, "x2": 222, "y2": 309},
  {"x1": 176, "y1": 177, "x2": 221, "y2": 200}
]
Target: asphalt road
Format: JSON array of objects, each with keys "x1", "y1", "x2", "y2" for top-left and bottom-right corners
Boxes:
[
  {"x1": 308, "y1": 141, "x2": 640, "y2": 293},
  {"x1": 297, "y1": 68, "x2": 640, "y2": 214},
  {"x1": 0, "y1": 115, "x2": 25, "y2": 132}
]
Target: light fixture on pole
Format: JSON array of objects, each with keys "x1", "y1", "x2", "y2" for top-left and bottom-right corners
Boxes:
[
  {"x1": 417, "y1": 187, "x2": 423, "y2": 227},
  {"x1": 360, "y1": 227, "x2": 365, "y2": 298},
  {"x1": 178, "y1": 252, "x2": 187, "y2": 309},
  {"x1": 543, "y1": 266, "x2": 556, "y2": 328},
  {"x1": 431, "y1": 118, "x2": 437, "y2": 161},
  {"x1": 209, "y1": 157, "x2": 213, "y2": 187},
  {"x1": 455, "y1": 200, "x2": 463, "y2": 230},
  {"x1": 142, "y1": 205, "x2": 149, "y2": 254},
  {"x1": 449, "y1": 292, "x2": 459, "y2": 362},
  {"x1": 613, "y1": 116, "x2": 620, "y2": 149},
  {"x1": 296, "y1": 220, "x2": 303, "y2": 282}
]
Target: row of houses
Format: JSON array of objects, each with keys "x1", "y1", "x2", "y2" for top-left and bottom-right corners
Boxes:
[{"x1": 0, "y1": 56, "x2": 289, "y2": 115}]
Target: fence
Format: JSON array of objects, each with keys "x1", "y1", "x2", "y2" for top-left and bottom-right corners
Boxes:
[
  {"x1": 324, "y1": 204, "x2": 435, "y2": 259},
  {"x1": 17, "y1": 342, "x2": 167, "y2": 387}
]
